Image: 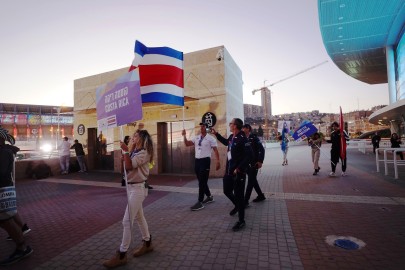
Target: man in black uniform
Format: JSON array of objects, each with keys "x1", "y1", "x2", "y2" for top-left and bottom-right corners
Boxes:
[
  {"x1": 242, "y1": 124, "x2": 266, "y2": 207},
  {"x1": 211, "y1": 118, "x2": 252, "y2": 231}
]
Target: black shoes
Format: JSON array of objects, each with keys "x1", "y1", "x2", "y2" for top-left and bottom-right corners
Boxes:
[
  {"x1": 202, "y1": 196, "x2": 214, "y2": 204},
  {"x1": 190, "y1": 202, "x2": 204, "y2": 211},
  {"x1": 229, "y1": 207, "x2": 238, "y2": 216},
  {"x1": 0, "y1": 246, "x2": 33, "y2": 266},
  {"x1": 232, "y1": 221, "x2": 246, "y2": 232},
  {"x1": 252, "y1": 195, "x2": 266, "y2": 203}
]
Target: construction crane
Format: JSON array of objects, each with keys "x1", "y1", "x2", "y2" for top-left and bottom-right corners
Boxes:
[{"x1": 252, "y1": 60, "x2": 328, "y2": 139}]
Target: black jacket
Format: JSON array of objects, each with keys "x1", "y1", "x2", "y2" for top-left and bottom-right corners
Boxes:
[
  {"x1": 215, "y1": 131, "x2": 253, "y2": 175},
  {"x1": 71, "y1": 143, "x2": 85, "y2": 156},
  {"x1": 248, "y1": 133, "x2": 265, "y2": 165}
]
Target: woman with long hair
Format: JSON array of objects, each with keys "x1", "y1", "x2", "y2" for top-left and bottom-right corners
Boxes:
[{"x1": 103, "y1": 129, "x2": 154, "y2": 268}]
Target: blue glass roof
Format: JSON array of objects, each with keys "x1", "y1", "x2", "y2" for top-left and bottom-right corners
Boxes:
[{"x1": 318, "y1": 0, "x2": 405, "y2": 84}]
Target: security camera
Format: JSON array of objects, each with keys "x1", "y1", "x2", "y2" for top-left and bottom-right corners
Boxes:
[{"x1": 216, "y1": 49, "x2": 224, "y2": 61}]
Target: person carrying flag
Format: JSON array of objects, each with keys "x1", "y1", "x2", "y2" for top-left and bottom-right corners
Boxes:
[{"x1": 327, "y1": 122, "x2": 349, "y2": 177}]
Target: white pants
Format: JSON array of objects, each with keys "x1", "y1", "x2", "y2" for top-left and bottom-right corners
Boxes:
[
  {"x1": 120, "y1": 182, "x2": 150, "y2": 253},
  {"x1": 311, "y1": 149, "x2": 320, "y2": 169},
  {"x1": 59, "y1": 155, "x2": 70, "y2": 172}
]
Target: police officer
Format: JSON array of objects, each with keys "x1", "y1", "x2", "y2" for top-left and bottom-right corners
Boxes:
[
  {"x1": 242, "y1": 124, "x2": 266, "y2": 207},
  {"x1": 211, "y1": 118, "x2": 252, "y2": 231}
]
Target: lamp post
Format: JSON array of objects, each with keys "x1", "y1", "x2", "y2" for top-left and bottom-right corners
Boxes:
[
  {"x1": 252, "y1": 84, "x2": 270, "y2": 140},
  {"x1": 54, "y1": 107, "x2": 61, "y2": 150}
]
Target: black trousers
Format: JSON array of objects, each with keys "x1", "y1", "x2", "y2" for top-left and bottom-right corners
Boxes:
[
  {"x1": 195, "y1": 158, "x2": 211, "y2": 202},
  {"x1": 373, "y1": 143, "x2": 379, "y2": 153},
  {"x1": 223, "y1": 173, "x2": 246, "y2": 222},
  {"x1": 245, "y1": 167, "x2": 264, "y2": 204},
  {"x1": 331, "y1": 150, "x2": 346, "y2": 172}
]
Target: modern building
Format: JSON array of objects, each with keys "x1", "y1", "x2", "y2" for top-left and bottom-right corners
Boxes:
[
  {"x1": 0, "y1": 103, "x2": 74, "y2": 146},
  {"x1": 318, "y1": 0, "x2": 405, "y2": 135},
  {"x1": 73, "y1": 46, "x2": 243, "y2": 176}
]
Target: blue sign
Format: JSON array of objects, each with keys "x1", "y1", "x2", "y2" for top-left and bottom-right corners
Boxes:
[{"x1": 292, "y1": 122, "x2": 318, "y2": 142}]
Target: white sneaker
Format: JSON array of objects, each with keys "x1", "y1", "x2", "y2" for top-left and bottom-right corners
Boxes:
[
  {"x1": 341, "y1": 172, "x2": 347, "y2": 177},
  {"x1": 329, "y1": 172, "x2": 336, "y2": 177}
]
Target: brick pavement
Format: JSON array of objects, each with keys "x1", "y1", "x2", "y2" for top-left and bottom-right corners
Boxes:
[{"x1": 0, "y1": 144, "x2": 404, "y2": 269}]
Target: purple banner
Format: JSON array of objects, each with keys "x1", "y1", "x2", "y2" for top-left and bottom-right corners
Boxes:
[{"x1": 96, "y1": 70, "x2": 142, "y2": 130}]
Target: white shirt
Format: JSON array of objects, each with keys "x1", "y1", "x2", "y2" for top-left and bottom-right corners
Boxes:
[
  {"x1": 191, "y1": 134, "x2": 217, "y2": 159},
  {"x1": 59, "y1": 140, "x2": 71, "y2": 156}
]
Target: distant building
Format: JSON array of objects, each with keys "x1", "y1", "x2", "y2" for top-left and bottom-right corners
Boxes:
[{"x1": 0, "y1": 103, "x2": 73, "y2": 143}]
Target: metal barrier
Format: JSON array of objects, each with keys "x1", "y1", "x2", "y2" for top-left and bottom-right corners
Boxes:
[{"x1": 375, "y1": 148, "x2": 405, "y2": 179}]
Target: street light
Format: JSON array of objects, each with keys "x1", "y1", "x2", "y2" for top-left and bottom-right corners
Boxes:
[
  {"x1": 54, "y1": 107, "x2": 61, "y2": 150},
  {"x1": 252, "y1": 86, "x2": 270, "y2": 140}
]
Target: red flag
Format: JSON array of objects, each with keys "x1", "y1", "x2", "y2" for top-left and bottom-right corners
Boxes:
[{"x1": 339, "y1": 106, "x2": 346, "y2": 160}]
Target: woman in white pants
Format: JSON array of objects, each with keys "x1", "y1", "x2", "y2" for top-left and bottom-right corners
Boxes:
[{"x1": 103, "y1": 129, "x2": 154, "y2": 268}]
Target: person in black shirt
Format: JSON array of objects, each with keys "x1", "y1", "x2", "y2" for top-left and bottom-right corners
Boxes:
[
  {"x1": 371, "y1": 132, "x2": 381, "y2": 154},
  {"x1": 0, "y1": 127, "x2": 33, "y2": 265},
  {"x1": 390, "y1": 133, "x2": 403, "y2": 160},
  {"x1": 242, "y1": 124, "x2": 265, "y2": 207},
  {"x1": 327, "y1": 122, "x2": 349, "y2": 177},
  {"x1": 211, "y1": 118, "x2": 253, "y2": 232},
  {"x1": 70, "y1": 139, "x2": 87, "y2": 173}
]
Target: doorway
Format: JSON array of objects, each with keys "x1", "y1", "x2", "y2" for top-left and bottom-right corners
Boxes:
[
  {"x1": 87, "y1": 128, "x2": 114, "y2": 170},
  {"x1": 157, "y1": 121, "x2": 195, "y2": 174}
]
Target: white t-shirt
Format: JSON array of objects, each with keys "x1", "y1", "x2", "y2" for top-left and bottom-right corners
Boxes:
[
  {"x1": 59, "y1": 140, "x2": 71, "y2": 156},
  {"x1": 191, "y1": 134, "x2": 217, "y2": 159}
]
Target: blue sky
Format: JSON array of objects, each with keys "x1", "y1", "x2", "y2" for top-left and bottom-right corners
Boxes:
[{"x1": 0, "y1": 0, "x2": 389, "y2": 115}]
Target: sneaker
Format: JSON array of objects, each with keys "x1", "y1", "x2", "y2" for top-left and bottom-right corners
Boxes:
[
  {"x1": 202, "y1": 196, "x2": 214, "y2": 204},
  {"x1": 78, "y1": 170, "x2": 84, "y2": 173},
  {"x1": 341, "y1": 172, "x2": 347, "y2": 177},
  {"x1": 232, "y1": 220, "x2": 246, "y2": 232},
  {"x1": 229, "y1": 207, "x2": 238, "y2": 216},
  {"x1": 6, "y1": 224, "x2": 31, "y2": 241},
  {"x1": 329, "y1": 172, "x2": 336, "y2": 177},
  {"x1": 313, "y1": 170, "x2": 317, "y2": 175},
  {"x1": 190, "y1": 202, "x2": 204, "y2": 211},
  {"x1": 0, "y1": 246, "x2": 33, "y2": 266},
  {"x1": 252, "y1": 195, "x2": 266, "y2": 203}
]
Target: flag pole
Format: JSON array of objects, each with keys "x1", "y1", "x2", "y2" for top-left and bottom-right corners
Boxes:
[
  {"x1": 120, "y1": 126, "x2": 134, "y2": 247},
  {"x1": 182, "y1": 106, "x2": 185, "y2": 130}
]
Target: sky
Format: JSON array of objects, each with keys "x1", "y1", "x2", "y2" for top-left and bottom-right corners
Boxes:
[{"x1": 0, "y1": 0, "x2": 389, "y2": 115}]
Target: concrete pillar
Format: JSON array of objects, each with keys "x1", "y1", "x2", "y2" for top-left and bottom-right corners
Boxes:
[{"x1": 386, "y1": 46, "x2": 397, "y2": 104}]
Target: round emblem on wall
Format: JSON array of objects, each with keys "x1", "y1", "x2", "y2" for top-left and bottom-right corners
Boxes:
[
  {"x1": 77, "y1": 124, "x2": 85, "y2": 135},
  {"x1": 201, "y1": 112, "x2": 217, "y2": 128}
]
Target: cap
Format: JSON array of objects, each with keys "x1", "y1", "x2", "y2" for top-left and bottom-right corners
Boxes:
[
  {"x1": 242, "y1": 124, "x2": 252, "y2": 131},
  {"x1": 199, "y1": 122, "x2": 209, "y2": 127}
]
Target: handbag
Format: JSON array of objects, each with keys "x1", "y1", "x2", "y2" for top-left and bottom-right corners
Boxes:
[{"x1": 0, "y1": 186, "x2": 17, "y2": 221}]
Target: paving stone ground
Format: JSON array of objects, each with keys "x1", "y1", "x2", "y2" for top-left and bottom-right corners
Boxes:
[{"x1": 1, "y1": 144, "x2": 404, "y2": 269}]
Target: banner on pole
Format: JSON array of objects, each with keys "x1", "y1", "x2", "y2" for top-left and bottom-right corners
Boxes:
[
  {"x1": 96, "y1": 70, "x2": 142, "y2": 130},
  {"x1": 292, "y1": 122, "x2": 318, "y2": 142}
]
